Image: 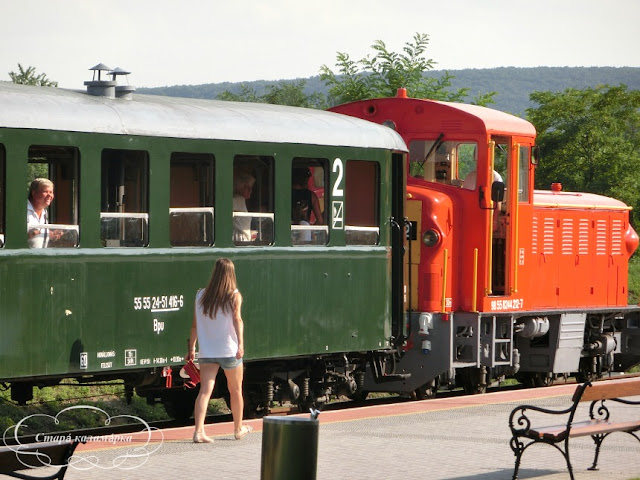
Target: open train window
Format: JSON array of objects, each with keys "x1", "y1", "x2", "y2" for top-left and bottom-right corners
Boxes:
[
  {"x1": 345, "y1": 160, "x2": 379, "y2": 245},
  {"x1": 101, "y1": 149, "x2": 149, "y2": 247},
  {"x1": 233, "y1": 155, "x2": 274, "y2": 246},
  {"x1": 0, "y1": 145, "x2": 4, "y2": 248},
  {"x1": 409, "y1": 140, "x2": 478, "y2": 188},
  {"x1": 291, "y1": 158, "x2": 328, "y2": 246},
  {"x1": 27, "y1": 146, "x2": 80, "y2": 248},
  {"x1": 170, "y1": 153, "x2": 215, "y2": 247}
]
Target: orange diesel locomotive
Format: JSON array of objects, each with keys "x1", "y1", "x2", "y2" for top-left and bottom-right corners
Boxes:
[{"x1": 331, "y1": 90, "x2": 640, "y2": 395}]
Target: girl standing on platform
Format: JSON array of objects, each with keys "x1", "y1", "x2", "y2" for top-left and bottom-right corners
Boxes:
[{"x1": 187, "y1": 258, "x2": 252, "y2": 443}]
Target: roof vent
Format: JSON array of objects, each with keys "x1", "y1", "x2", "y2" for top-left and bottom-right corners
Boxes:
[
  {"x1": 84, "y1": 63, "x2": 116, "y2": 98},
  {"x1": 110, "y1": 67, "x2": 136, "y2": 100},
  {"x1": 84, "y1": 64, "x2": 135, "y2": 99}
]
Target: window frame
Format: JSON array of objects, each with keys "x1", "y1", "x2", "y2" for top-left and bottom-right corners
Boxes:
[{"x1": 100, "y1": 148, "x2": 149, "y2": 248}]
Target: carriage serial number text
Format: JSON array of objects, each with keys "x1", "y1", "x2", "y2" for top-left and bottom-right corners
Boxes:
[{"x1": 133, "y1": 295, "x2": 184, "y2": 312}]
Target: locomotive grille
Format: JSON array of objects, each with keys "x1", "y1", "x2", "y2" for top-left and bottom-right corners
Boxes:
[
  {"x1": 596, "y1": 219, "x2": 608, "y2": 255},
  {"x1": 561, "y1": 218, "x2": 574, "y2": 255},
  {"x1": 611, "y1": 219, "x2": 623, "y2": 255},
  {"x1": 578, "y1": 218, "x2": 590, "y2": 255},
  {"x1": 542, "y1": 217, "x2": 555, "y2": 254}
]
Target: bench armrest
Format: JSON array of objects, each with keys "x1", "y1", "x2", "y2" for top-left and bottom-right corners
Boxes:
[
  {"x1": 509, "y1": 404, "x2": 574, "y2": 435},
  {"x1": 589, "y1": 396, "x2": 640, "y2": 422}
]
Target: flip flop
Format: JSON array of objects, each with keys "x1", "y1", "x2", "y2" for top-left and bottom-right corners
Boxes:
[{"x1": 234, "y1": 425, "x2": 253, "y2": 440}]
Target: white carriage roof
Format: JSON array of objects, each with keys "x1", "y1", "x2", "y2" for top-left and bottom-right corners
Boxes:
[{"x1": 0, "y1": 82, "x2": 407, "y2": 151}]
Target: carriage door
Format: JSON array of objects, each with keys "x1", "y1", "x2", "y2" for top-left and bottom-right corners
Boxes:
[
  {"x1": 489, "y1": 137, "x2": 512, "y2": 296},
  {"x1": 391, "y1": 152, "x2": 406, "y2": 338}
]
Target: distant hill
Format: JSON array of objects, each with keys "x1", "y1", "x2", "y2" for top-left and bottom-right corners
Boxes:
[{"x1": 139, "y1": 66, "x2": 640, "y2": 117}]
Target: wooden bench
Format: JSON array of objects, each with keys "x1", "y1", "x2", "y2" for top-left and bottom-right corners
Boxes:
[
  {"x1": 0, "y1": 439, "x2": 80, "y2": 479},
  {"x1": 509, "y1": 377, "x2": 640, "y2": 480}
]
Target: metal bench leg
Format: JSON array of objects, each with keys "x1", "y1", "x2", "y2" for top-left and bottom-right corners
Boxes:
[
  {"x1": 510, "y1": 437, "x2": 525, "y2": 480},
  {"x1": 512, "y1": 451, "x2": 523, "y2": 480},
  {"x1": 588, "y1": 433, "x2": 606, "y2": 471},
  {"x1": 562, "y1": 439, "x2": 576, "y2": 480}
]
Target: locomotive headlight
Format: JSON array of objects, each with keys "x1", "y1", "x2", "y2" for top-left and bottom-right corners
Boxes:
[{"x1": 422, "y1": 229, "x2": 440, "y2": 247}]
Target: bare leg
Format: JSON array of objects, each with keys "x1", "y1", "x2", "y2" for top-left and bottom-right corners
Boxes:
[
  {"x1": 224, "y1": 363, "x2": 247, "y2": 437},
  {"x1": 193, "y1": 363, "x2": 220, "y2": 442}
]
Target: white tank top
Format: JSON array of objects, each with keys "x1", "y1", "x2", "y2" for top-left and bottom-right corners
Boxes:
[{"x1": 195, "y1": 288, "x2": 239, "y2": 358}]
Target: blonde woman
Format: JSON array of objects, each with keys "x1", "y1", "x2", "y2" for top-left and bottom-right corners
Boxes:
[
  {"x1": 187, "y1": 258, "x2": 252, "y2": 443},
  {"x1": 27, "y1": 178, "x2": 54, "y2": 248}
]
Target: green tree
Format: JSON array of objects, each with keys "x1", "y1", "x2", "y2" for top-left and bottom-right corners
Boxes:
[
  {"x1": 218, "y1": 80, "x2": 327, "y2": 109},
  {"x1": 9, "y1": 63, "x2": 58, "y2": 87},
  {"x1": 320, "y1": 33, "x2": 495, "y2": 106},
  {"x1": 527, "y1": 85, "x2": 640, "y2": 223}
]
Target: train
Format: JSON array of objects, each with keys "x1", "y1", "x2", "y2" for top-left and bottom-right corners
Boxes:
[
  {"x1": 0, "y1": 70, "x2": 406, "y2": 418},
  {"x1": 330, "y1": 88, "x2": 640, "y2": 395},
  {"x1": 1, "y1": 69, "x2": 639, "y2": 420}
]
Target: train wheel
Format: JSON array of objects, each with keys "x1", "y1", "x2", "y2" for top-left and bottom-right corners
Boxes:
[
  {"x1": 533, "y1": 373, "x2": 553, "y2": 387},
  {"x1": 162, "y1": 388, "x2": 198, "y2": 420},
  {"x1": 243, "y1": 399, "x2": 267, "y2": 419},
  {"x1": 297, "y1": 394, "x2": 326, "y2": 413},
  {"x1": 414, "y1": 379, "x2": 438, "y2": 400},
  {"x1": 519, "y1": 372, "x2": 553, "y2": 387},
  {"x1": 576, "y1": 358, "x2": 601, "y2": 383},
  {"x1": 462, "y1": 382, "x2": 487, "y2": 395},
  {"x1": 348, "y1": 390, "x2": 369, "y2": 402},
  {"x1": 458, "y1": 368, "x2": 487, "y2": 395},
  {"x1": 221, "y1": 389, "x2": 267, "y2": 419}
]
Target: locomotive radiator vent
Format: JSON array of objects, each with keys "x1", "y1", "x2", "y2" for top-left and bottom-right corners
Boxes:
[{"x1": 84, "y1": 63, "x2": 135, "y2": 99}]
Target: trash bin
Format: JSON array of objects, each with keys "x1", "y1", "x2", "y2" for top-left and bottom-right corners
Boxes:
[{"x1": 260, "y1": 411, "x2": 320, "y2": 480}]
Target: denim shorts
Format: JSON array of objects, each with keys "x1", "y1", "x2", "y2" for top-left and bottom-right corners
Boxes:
[{"x1": 199, "y1": 356, "x2": 243, "y2": 370}]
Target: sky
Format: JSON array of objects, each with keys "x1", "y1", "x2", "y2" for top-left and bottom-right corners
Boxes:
[{"x1": 3, "y1": 0, "x2": 639, "y2": 90}]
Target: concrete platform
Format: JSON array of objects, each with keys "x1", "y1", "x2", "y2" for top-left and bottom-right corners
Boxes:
[{"x1": 19, "y1": 383, "x2": 640, "y2": 479}]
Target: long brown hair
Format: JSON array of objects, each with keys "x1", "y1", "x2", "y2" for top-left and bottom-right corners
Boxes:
[{"x1": 199, "y1": 258, "x2": 238, "y2": 318}]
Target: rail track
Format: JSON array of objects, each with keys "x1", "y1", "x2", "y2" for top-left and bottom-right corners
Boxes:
[{"x1": 5, "y1": 373, "x2": 638, "y2": 445}]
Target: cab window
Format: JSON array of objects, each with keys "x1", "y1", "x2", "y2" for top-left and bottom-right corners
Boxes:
[
  {"x1": 291, "y1": 158, "x2": 328, "y2": 246},
  {"x1": 27, "y1": 146, "x2": 80, "y2": 248},
  {"x1": 233, "y1": 155, "x2": 274, "y2": 246},
  {"x1": 345, "y1": 160, "x2": 379, "y2": 245},
  {"x1": 101, "y1": 149, "x2": 149, "y2": 247},
  {"x1": 518, "y1": 145, "x2": 530, "y2": 203},
  {"x1": 409, "y1": 140, "x2": 477, "y2": 188},
  {"x1": 170, "y1": 153, "x2": 215, "y2": 247}
]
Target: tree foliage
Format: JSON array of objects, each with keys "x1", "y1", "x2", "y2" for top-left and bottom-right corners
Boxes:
[
  {"x1": 527, "y1": 85, "x2": 640, "y2": 223},
  {"x1": 217, "y1": 33, "x2": 495, "y2": 108},
  {"x1": 9, "y1": 63, "x2": 58, "y2": 87},
  {"x1": 319, "y1": 33, "x2": 495, "y2": 107},
  {"x1": 218, "y1": 79, "x2": 327, "y2": 109}
]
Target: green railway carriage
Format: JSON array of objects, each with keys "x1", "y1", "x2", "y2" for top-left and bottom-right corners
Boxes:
[{"x1": 0, "y1": 81, "x2": 407, "y2": 416}]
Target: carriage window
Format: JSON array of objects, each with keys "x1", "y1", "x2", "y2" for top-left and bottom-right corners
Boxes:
[
  {"x1": 0, "y1": 145, "x2": 4, "y2": 248},
  {"x1": 170, "y1": 153, "x2": 215, "y2": 247},
  {"x1": 410, "y1": 140, "x2": 478, "y2": 188},
  {"x1": 27, "y1": 146, "x2": 80, "y2": 248},
  {"x1": 233, "y1": 155, "x2": 274, "y2": 246},
  {"x1": 518, "y1": 145, "x2": 530, "y2": 203},
  {"x1": 291, "y1": 158, "x2": 328, "y2": 246},
  {"x1": 345, "y1": 160, "x2": 379, "y2": 245},
  {"x1": 101, "y1": 149, "x2": 149, "y2": 247}
]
